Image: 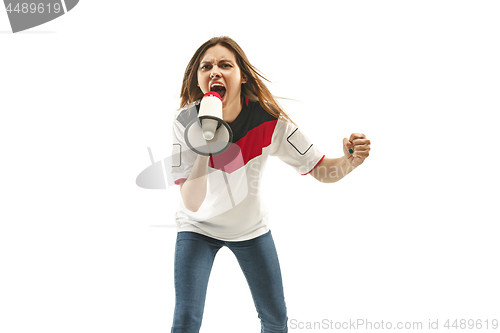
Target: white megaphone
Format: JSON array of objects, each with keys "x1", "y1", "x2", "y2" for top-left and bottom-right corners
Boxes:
[{"x1": 184, "y1": 92, "x2": 233, "y2": 156}]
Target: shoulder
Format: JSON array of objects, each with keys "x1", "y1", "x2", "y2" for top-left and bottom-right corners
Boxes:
[{"x1": 247, "y1": 100, "x2": 280, "y2": 124}]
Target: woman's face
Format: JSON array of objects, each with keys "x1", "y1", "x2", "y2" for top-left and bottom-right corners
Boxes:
[{"x1": 197, "y1": 44, "x2": 247, "y2": 114}]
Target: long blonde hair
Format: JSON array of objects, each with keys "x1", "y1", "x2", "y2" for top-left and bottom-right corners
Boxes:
[{"x1": 180, "y1": 36, "x2": 295, "y2": 124}]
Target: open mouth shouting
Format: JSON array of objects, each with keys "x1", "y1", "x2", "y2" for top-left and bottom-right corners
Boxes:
[{"x1": 210, "y1": 83, "x2": 226, "y2": 100}]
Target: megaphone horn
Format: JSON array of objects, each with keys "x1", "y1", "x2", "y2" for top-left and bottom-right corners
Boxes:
[{"x1": 184, "y1": 92, "x2": 233, "y2": 156}]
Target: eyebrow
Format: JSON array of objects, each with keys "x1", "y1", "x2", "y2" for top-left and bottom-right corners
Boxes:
[{"x1": 200, "y1": 59, "x2": 234, "y2": 65}]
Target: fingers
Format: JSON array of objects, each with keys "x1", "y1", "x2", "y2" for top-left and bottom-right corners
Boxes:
[
  {"x1": 348, "y1": 134, "x2": 370, "y2": 159},
  {"x1": 344, "y1": 134, "x2": 370, "y2": 166},
  {"x1": 342, "y1": 134, "x2": 370, "y2": 167},
  {"x1": 352, "y1": 139, "x2": 371, "y2": 152},
  {"x1": 343, "y1": 138, "x2": 355, "y2": 161},
  {"x1": 351, "y1": 138, "x2": 370, "y2": 146},
  {"x1": 343, "y1": 137, "x2": 353, "y2": 150},
  {"x1": 352, "y1": 149, "x2": 370, "y2": 158},
  {"x1": 349, "y1": 133, "x2": 366, "y2": 142}
]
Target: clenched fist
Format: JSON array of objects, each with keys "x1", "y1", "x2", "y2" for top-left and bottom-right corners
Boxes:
[{"x1": 343, "y1": 133, "x2": 371, "y2": 167}]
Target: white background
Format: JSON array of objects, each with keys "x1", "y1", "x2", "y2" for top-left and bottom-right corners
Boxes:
[{"x1": 1, "y1": 1, "x2": 499, "y2": 332}]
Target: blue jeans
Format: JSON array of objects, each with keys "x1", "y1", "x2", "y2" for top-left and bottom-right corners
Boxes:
[{"x1": 171, "y1": 230, "x2": 288, "y2": 333}]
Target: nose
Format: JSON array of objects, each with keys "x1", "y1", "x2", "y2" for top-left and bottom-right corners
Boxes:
[{"x1": 210, "y1": 65, "x2": 221, "y2": 79}]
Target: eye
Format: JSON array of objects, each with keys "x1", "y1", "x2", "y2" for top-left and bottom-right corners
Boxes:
[
  {"x1": 222, "y1": 63, "x2": 232, "y2": 68},
  {"x1": 200, "y1": 64, "x2": 211, "y2": 70}
]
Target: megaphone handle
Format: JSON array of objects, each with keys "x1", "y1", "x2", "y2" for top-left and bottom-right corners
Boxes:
[{"x1": 206, "y1": 140, "x2": 213, "y2": 156}]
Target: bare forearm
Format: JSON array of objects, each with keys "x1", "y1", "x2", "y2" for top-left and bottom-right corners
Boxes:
[
  {"x1": 310, "y1": 156, "x2": 356, "y2": 183},
  {"x1": 180, "y1": 155, "x2": 210, "y2": 212}
]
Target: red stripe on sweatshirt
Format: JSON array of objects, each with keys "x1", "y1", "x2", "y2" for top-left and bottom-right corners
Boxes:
[{"x1": 210, "y1": 120, "x2": 277, "y2": 173}]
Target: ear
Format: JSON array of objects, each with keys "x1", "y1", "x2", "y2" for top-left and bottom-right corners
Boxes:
[{"x1": 241, "y1": 73, "x2": 248, "y2": 84}]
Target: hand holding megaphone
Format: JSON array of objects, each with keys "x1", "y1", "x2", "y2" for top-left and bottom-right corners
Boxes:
[{"x1": 184, "y1": 92, "x2": 233, "y2": 156}]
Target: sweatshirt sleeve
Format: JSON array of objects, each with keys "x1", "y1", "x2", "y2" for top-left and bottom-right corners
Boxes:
[{"x1": 269, "y1": 119, "x2": 325, "y2": 175}]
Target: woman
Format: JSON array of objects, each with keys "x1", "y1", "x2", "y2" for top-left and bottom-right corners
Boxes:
[{"x1": 170, "y1": 36, "x2": 370, "y2": 333}]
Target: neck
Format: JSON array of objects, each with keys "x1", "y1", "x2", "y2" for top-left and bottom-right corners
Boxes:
[{"x1": 222, "y1": 98, "x2": 242, "y2": 124}]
